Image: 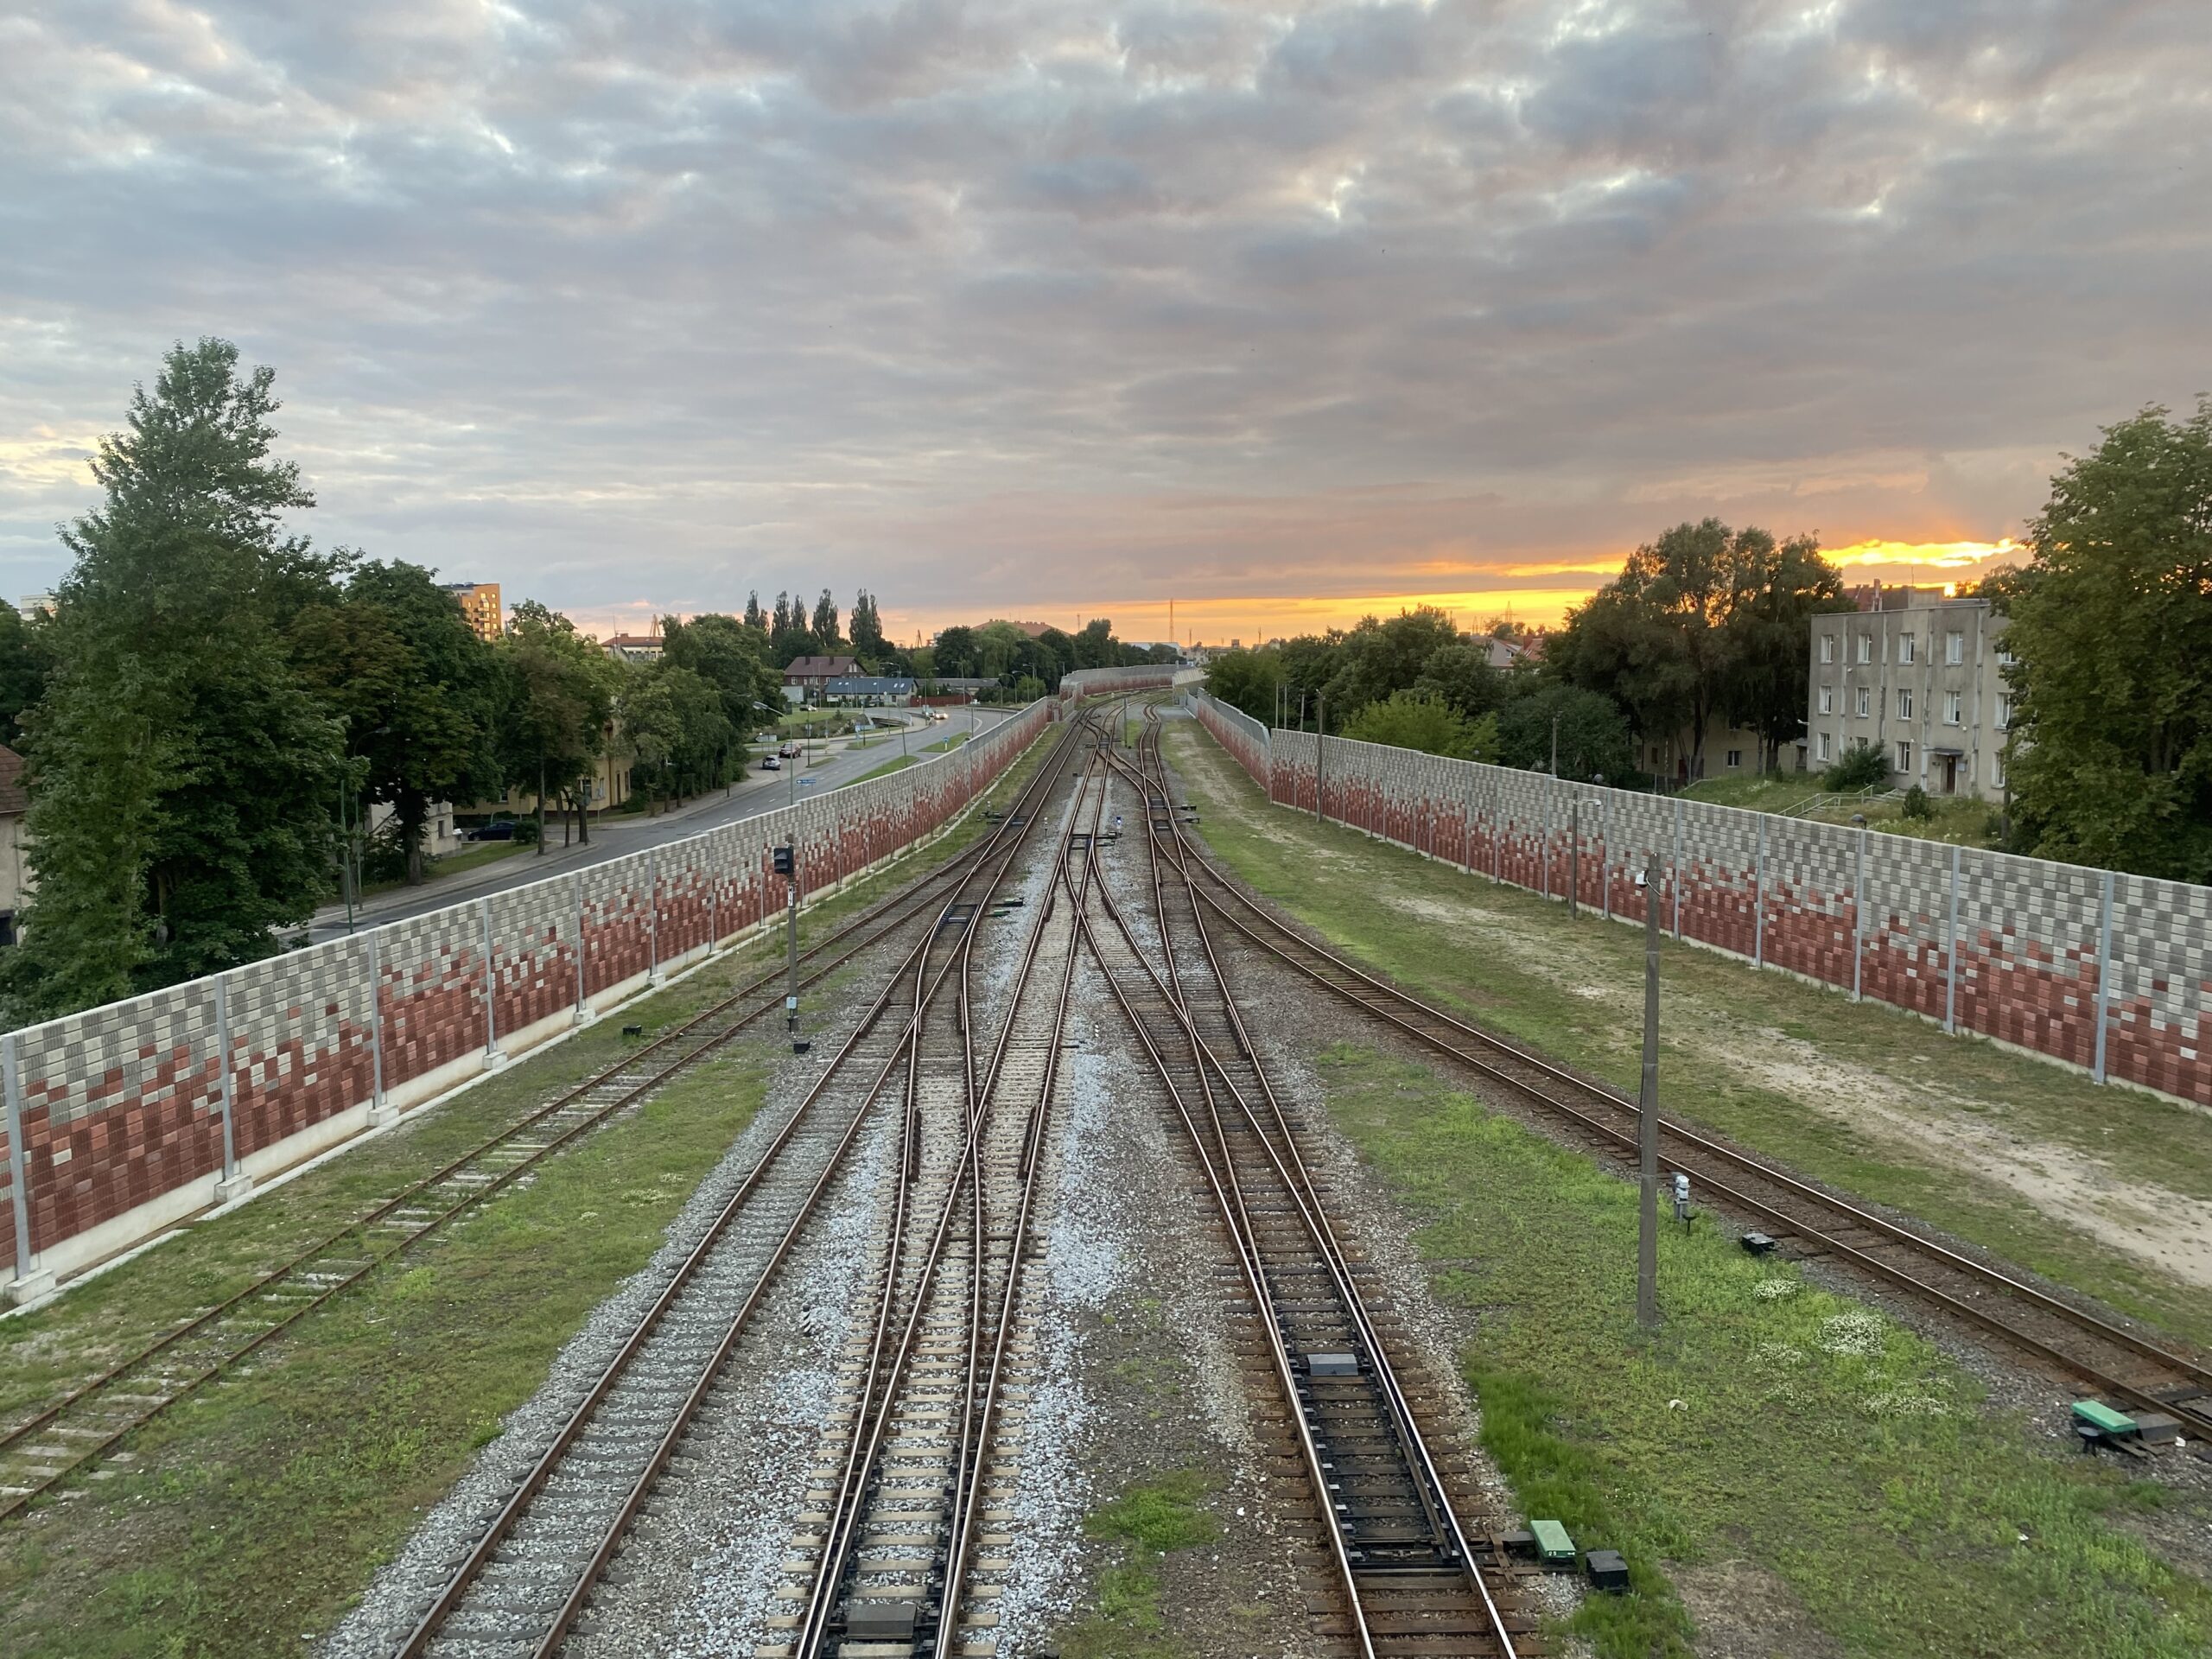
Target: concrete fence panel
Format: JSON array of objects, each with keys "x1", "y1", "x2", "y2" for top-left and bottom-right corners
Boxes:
[{"x1": 1183, "y1": 690, "x2": 2212, "y2": 1112}]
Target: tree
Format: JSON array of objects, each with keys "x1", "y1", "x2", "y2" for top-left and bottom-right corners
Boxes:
[
  {"x1": 935, "y1": 626, "x2": 978, "y2": 677},
  {"x1": 1071, "y1": 618, "x2": 1116, "y2": 670},
  {"x1": 1549, "y1": 518, "x2": 1842, "y2": 778},
  {"x1": 1999, "y1": 400, "x2": 2212, "y2": 880},
  {"x1": 744, "y1": 591, "x2": 766, "y2": 631},
  {"x1": 1720, "y1": 535, "x2": 1853, "y2": 769},
  {"x1": 771, "y1": 592, "x2": 793, "y2": 646},
  {"x1": 1205, "y1": 647, "x2": 1282, "y2": 721},
  {"x1": 0, "y1": 607, "x2": 48, "y2": 749},
  {"x1": 1320, "y1": 607, "x2": 1461, "y2": 719},
  {"x1": 619, "y1": 664, "x2": 731, "y2": 809},
  {"x1": 6, "y1": 339, "x2": 346, "y2": 1017},
  {"x1": 291, "y1": 561, "x2": 502, "y2": 884},
  {"x1": 660, "y1": 613, "x2": 781, "y2": 776},
  {"x1": 811, "y1": 588, "x2": 840, "y2": 646},
  {"x1": 1409, "y1": 640, "x2": 1505, "y2": 721},
  {"x1": 1495, "y1": 683, "x2": 1633, "y2": 780},
  {"x1": 499, "y1": 601, "x2": 616, "y2": 849},
  {"x1": 849, "y1": 590, "x2": 886, "y2": 662},
  {"x1": 1341, "y1": 691, "x2": 1497, "y2": 760}
]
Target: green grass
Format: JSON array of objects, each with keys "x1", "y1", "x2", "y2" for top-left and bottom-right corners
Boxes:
[
  {"x1": 1161, "y1": 721, "x2": 2212, "y2": 1351},
  {"x1": 920, "y1": 732, "x2": 971, "y2": 754},
  {"x1": 1058, "y1": 1470, "x2": 1220, "y2": 1659},
  {"x1": 358, "y1": 837, "x2": 531, "y2": 898},
  {"x1": 1319, "y1": 1043, "x2": 2212, "y2": 1659},
  {"x1": 1679, "y1": 771, "x2": 1999, "y2": 846},
  {"x1": 0, "y1": 1054, "x2": 771, "y2": 1658},
  {"x1": 0, "y1": 720, "x2": 1059, "y2": 1655}
]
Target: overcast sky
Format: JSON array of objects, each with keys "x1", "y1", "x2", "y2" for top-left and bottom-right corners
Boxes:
[{"x1": 2, "y1": 1, "x2": 2207, "y2": 644}]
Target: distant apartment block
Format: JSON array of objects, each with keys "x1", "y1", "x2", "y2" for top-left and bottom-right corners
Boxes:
[
  {"x1": 601, "y1": 632, "x2": 664, "y2": 664},
  {"x1": 1807, "y1": 585, "x2": 2012, "y2": 802},
  {"x1": 442, "y1": 581, "x2": 503, "y2": 643}
]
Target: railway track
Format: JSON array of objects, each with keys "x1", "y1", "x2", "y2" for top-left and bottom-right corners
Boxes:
[
  {"x1": 391, "y1": 713, "x2": 1091, "y2": 1659},
  {"x1": 1084, "y1": 719, "x2": 1529, "y2": 1659},
  {"x1": 781, "y1": 747, "x2": 1108, "y2": 1656},
  {"x1": 0, "y1": 797, "x2": 1043, "y2": 1526},
  {"x1": 1158, "y1": 709, "x2": 2212, "y2": 1446}
]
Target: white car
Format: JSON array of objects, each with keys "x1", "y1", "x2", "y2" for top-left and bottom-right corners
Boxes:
[{"x1": 760, "y1": 755, "x2": 781, "y2": 770}]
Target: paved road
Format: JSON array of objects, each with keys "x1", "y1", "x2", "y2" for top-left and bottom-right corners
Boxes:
[{"x1": 306, "y1": 707, "x2": 1019, "y2": 944}]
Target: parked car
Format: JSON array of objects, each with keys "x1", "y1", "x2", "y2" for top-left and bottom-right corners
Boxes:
[
  {"x1": 465, "y1": 821, "x2": 517, "y2": 842},
  {"x1": 760, "y1": 755, "x2": 781, "y2": 770}
]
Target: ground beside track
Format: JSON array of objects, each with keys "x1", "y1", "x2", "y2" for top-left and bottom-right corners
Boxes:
[
  {"x1": 1158, "y1": 721, "x2": 2212, "y2": 1348},
  {"x1": 1162, "y1": 718, "x2": 2212, "y2": 1658},
  {"x1": 0, "y1": 736, "x2": 1055, "y2": 1659}
]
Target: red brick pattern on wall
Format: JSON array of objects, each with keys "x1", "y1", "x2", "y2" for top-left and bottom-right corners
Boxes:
[
  {"x1": 3, "y1": 699, "x2": 1055, "y2": 1277},
  {"x1": 1189, "y1": 690, "x2": 2212, "y2": 1111}
]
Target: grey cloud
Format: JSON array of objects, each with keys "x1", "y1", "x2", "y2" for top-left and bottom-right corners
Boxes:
[{"x1": 1, "y1": 0, "x2": 2209, "y2": 626}]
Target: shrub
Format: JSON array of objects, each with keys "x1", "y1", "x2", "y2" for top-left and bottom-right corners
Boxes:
[
  {"x1": 1822, "y1": 741, "x2": 1889, "y2": 791},
  {"x1": 1901, "y1": 785, "x2": 1933, "y2": 820}
]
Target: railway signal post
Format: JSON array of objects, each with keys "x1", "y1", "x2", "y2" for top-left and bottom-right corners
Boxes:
[{"x1": 775, "y1": 842, "x2": 802, "y2": 1049}]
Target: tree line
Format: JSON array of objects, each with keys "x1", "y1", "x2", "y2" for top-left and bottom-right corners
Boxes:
[{"x1": 0, "y1": 340, "x2": 881, "y2": 1022}]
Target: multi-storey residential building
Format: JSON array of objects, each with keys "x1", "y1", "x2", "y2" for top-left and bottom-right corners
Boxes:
[
  {"x1": 1806, "y1": 585, "x2": 2013, "y2": 802},
  {"x1": 441, "y1": 581, "x2": 504, "y2": 643}
]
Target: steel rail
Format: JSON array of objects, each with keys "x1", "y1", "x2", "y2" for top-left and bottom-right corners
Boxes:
[
  {"x1": 394, "y1": 719, "x2": 1087, "y2": 1659},
  {"x1": 932, "y1": 760, "x2": 1109, "y2": 1655},
  {"x1": 1117, "y1": 715, "x2": 1521, "y2": 1655},
  {"x1": 1075, "y1": 871, "x2": 1378, "y2": 1659},
  {"x1": 1155, "y1": 725, "x2": 2212, "y2": 1429},
  {"x1": 796, "y1": 735, "x2": 1112, "y2": 1655},
  {"x1": 0, "y1": 800, "x2": 1033, "y2": 1526}
]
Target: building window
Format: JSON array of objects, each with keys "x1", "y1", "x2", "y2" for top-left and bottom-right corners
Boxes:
[
  {"x1": 1818, "y1": 732, "x2": 1833, "y2": 761},
  {"x1": 1726, "y1": 749, "x2": 1742, "y2": 769},
  {"x1": 1855, "y1": 687, "x2": 1871, "y2": 718},
  {"x1": 1856, "y1": 633, "x2": 1873, "y2": 664},
  {"x1": 1945, "y1": 690, "x2": 1964, "y2": 725},
  {"x1": 1819, "y1": 634, "x2": 1835, "y2": 664},
  {"x1": 0, "y1": 911, "x2": 13, "y2": 949},
  {"x1": 1995, "y1": 693, "x2": 2012, "y2": 730},
  {"x1": 1996, "y1": 645, "x2": 2016, "y2": 666},
  {"x1": 1897, "y1": 632, "x2": 1916, "y2": 664},
  {"x1": 1818, "y1": 685, "x2": 1834, "y2": 715},
  {"x1": 1897, "y1": 688, "x2": 1913, "y2": 719},
  {"x1": 1993, "y1": 750, "x2": 2006, "y2": 788},
  {"x1": 1946, "y1": 630, "x2": 1964, "y2": 664},
  {"x1": 1895, "y1": 740, "x2": 1912, "y2": 772}
]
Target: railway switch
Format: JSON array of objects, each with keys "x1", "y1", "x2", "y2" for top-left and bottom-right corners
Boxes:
[{"x1": 1529, "y1": 1517, "x2": 1577, "y2": 1566}]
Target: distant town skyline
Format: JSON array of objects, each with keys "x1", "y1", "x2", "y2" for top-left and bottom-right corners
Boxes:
[{"x1": 4, "y1": 5, "x2": 2204, "y2": 639}]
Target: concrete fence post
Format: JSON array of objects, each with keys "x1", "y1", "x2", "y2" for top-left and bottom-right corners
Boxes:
[
  {"x1": 1670, "y1": 795, "x2": 1683, "y2": 938},
  {"x1": 1491, "y1": 772, "x2": 1502, "y2": 884},
  {"x1": 1599, "y1": 795, "x2": 1612, "y2": 921},
  {"x1": 1753, "y1": 815, "x2": 1766, "y2": 969},
  {"x1": 213, "y1": 975, "x2": 249, "y2": 1200},
  {"x1": 2093, "y1": 869, "x2": 2114, "y2": 1084},
  {"x1": 480, "y1": 898, "x2": 505, "y2": 1064},
  {"x1": 647, "y1": 849, "x2": 662, "y2": 982},
  {"x1": 707, "y1": 857, "x2": 719, "y2": 955},
  {"x1": 1463, "y1": 768, "x2": 1476, "y2": 874},
  {"x1": 1542, "y1": 777, "x2": 1554, "y2": 901},
  {"x1": 3, "y1": 1031, "x2": 44, "y2": 1302},
  {"x1": 573, "y1": 872, "x2": 590, "y2": 1024},
  {"x1": 366, "y1": 930, "x2": 389, "y2": 1123},
  {"x1": 1944, "y1": 845, "x2": 1961, "y2": 1033},
  {"x1": 1851, "y1": 823, "x2": 1867, "y2": 1002}
]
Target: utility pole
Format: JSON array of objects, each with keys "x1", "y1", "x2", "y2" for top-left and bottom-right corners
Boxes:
[
  {"x1": 776, "y1": 843, "x2": 801, "y2": 1049},
  {"x1": 1637, "y1": 858, "x2": 1662, "y2": 1329}
]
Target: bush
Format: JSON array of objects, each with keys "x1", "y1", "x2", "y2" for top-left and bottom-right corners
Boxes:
[
  {"x1": 1901, "y1": 785, "x2": 1932, "y2": 820},
  {"x1": 1822, "y1": 741, "x2": 1889, "y2": 791}
]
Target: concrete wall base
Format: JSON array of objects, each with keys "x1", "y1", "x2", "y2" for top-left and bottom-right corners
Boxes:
[
  {"x1": 213, "y1": 1174, "x2": 255, "y2": 1204},
  {"x1": 6, "y1": 1268, "x2": 54, "y2": 1306}
]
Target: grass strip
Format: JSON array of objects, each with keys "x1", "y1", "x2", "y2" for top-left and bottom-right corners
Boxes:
[
  {"x1": 1058, "y1": 1470, "x2": 1219, "y2": 1658},
  {"x1": 1320, "y1": 1043, "x2": 2212, "y2": 1659},
  {"x1": 1160, "y1": 721, "x2": 2212, "y2": 1351}
]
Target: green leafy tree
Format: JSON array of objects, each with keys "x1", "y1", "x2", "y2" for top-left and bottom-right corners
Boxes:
[
  {"x1": 744, "y1": 591, "x2": 766, "y2": 631},
  {"x1": 934, "y1": 626, "x2": 978, "y2": 677},
  {"x1": 291, "y1": 561, "x2": 501, "y2": 884},
  {"x1": 1495, "y1": 683, "x2": 1633, "y2": 780},
  {"x1": 1720, "y1": 534, "x2": 1853, "y2": 769},
  {"x1": 619, "y1": 664, "x2": 732, "y2": 809},
  {"x1": 1320, "y1": 607, "x2": 1461, "y2": 718},
  {"x1": 499, "y1": 601, "x2": 616, "y2": 849},
  {"x1": 7, "y1": 339, "x2": 346, "y2": 1016},
  {"x1": 1823, "y1": 740, "x2": 1890, "y2": 791},
  {"x1": 1341, "y1": 692, "x2": 1497, "y2": 760},
  {"x1": 849, "y1": 589, "x2": 886, "y2": 662},
  {"x1": 811, "y1": 588, "x2": 840, "y2": 646},
  {"x1": 1071, "y1": 618, "x2": 1116, "y2": 670},
  {"x1": 660, "y1": 613, "x2": 781, "y2": 776},
  {"x1": 1409, "y1": 640, "x2": 1505, "y2": 721},
  {"x1": 1204, "y1": 647, "x2": 1283, "y2": 721},
  {"x1": 0, "y1": 607, "x2": 48, "y2": 749},
  {"x1": 1999, "y1": 400, "x2": 2212, "y2": 879}
]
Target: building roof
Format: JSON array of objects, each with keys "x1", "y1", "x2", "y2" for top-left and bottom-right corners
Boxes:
[
  {"x1": 824, "y1": 677, "x2": 916, "y2": 695},
  {"x1": 785, "y1": 654, "x2": 859, "y2": 677},
  {"x1": 0, "y1": 746, "x2": 26, "y2": 816}
]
